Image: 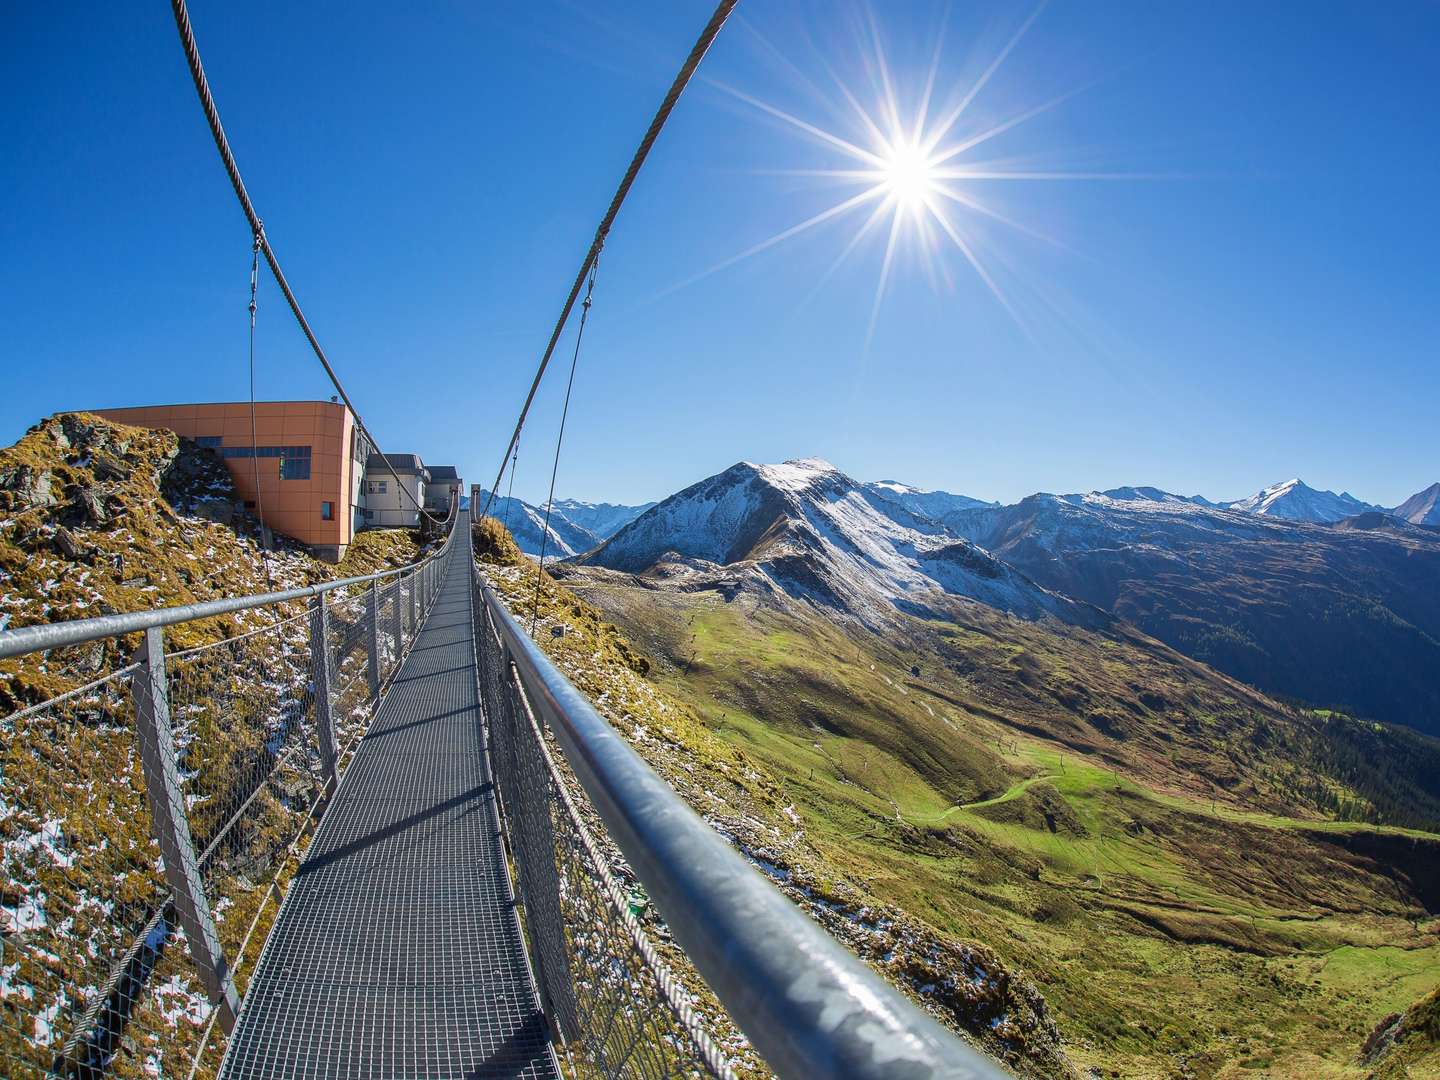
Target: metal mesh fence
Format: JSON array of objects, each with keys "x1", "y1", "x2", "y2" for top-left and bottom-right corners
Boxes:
[
  {"x1": 164, "y1": 610, "x2": 322, "y2": 1078},
  {"x1": 1, "y1": 533, "x2": 451, "y2": 1080},
  {"x1": 0, "y1": 665, "x2": 200, "y2": 1080},
  {"x1": 472, "y1": 576, "x2": 738, "y2": 1080}
]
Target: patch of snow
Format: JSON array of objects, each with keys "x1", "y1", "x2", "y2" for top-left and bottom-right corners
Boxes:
[
  {"x1": 3, "y1": 890, "x2": 48, "y2": 932},
  {"x1": 0, "y1": 961, "x2": 34, "y2": 1002}
]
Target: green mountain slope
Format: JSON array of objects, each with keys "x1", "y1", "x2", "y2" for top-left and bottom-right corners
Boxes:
[{"x1": 541, "y1": 551, "x2": 1440, "y2": 1079}]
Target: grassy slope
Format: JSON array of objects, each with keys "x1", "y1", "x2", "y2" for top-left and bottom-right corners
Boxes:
[{"x1": 555, "y1": 572, "x2": 1440, "y2": 1080}]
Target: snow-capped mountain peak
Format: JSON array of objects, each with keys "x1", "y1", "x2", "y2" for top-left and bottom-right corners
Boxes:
[
  {"x1": 580, "y1": 458, "x2": 1086, "y2": 626},
  {"x1": 749, "y1": 457, "x2": 841, "y2": 494},
  {"x1": 1391, "y1": 482, "x2": 1440, "y2": 526},
  {"x1": 1225, "y1": 478, "x2": 1380, "y2": 523},
  {"x1": 477, "y1": 490, "x2": 652, "y2": 558}
]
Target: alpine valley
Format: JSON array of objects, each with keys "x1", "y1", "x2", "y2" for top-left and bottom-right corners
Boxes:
[{"x1": 487, "y1": 457, "x2": 1440, "y2": 1078}]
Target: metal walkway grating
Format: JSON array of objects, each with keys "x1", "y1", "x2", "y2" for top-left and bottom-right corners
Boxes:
[{"x1": 221, "y1": 518, "x2": 559, "y2": 1079}]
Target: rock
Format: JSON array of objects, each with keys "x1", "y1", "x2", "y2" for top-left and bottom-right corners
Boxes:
[
  {"x1": 277, "y1": 774, "x2": 314, "y2": 802},
  {"x1": 2, "y1": 465, "x2": 59, "y2": 508},
  {"x1": 192, "y1": 499, "x2": 235, "y2": 526},
  {"x1": 90, "y1": 452, "x2": 128, "y2": 482},
  {"x1": 76, "y1": 486, "x2": 109, "y2": 524},
  {"x1": 53, "y1": 527, "x2": 83, "y2": 560}
]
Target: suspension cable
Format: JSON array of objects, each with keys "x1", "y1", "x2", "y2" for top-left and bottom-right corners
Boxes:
[
  {"x1": 169, "y1": 0, "x2": 441, "y2": 525},
  {"x1": 482, "y1": 0, "x2": 739, "y2": 520},
  {"x1": 501, "y1": 437, "x2": 520, "y2": 533},
  {"x1": 530, "y1": 257, "x2": 599, "y2": 634},
  {"x1": 247, "y1": 231, "x2": 278, "y2": 596}
]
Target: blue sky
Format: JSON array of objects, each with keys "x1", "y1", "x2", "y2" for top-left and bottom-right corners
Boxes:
[{"x1": 4, "y1": 2, "x2": 1438, "y2": 507}]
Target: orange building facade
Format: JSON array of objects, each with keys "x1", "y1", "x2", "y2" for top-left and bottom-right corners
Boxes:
[{"x1": 96, "y1": 401, "x2": 371, "y2": 561}]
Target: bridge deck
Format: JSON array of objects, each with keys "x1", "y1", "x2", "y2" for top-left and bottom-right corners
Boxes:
[{"x1": 222, "y1": 516, "x2": 558, "y2": 1079}]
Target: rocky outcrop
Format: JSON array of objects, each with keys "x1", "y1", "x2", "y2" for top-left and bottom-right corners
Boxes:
[{"x1": 0, "y1": 414, "x2": 306, "y2": 709}]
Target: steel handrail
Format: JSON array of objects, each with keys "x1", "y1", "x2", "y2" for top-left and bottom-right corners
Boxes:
[
  {"x1": 476, "y1": 573, "x2": 1009, "y2": 1080},
  {"x1": 0, "y1": 497, "x2": 458, "y2": 662}
]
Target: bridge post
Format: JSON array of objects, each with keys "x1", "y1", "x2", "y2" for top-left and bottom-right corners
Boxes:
[
  {"x1": 309, "y1": 593, "x2": 339, "y2": 794},
  {"x1": 409, "y1": 569, "x2": 418, "y2": 632},
  {"x1": 390, "y1": 577, "x2": 404, "y2": 663},
  {"x1": 131, "y1": 626, "x2": 241, "y2": 1034},
  {"x1": 366, "y1": 581, "x2": 381, "y2": 700}
]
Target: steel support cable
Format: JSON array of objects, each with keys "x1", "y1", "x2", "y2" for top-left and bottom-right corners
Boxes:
[
  {"x1": 502, "y1": 436, "x2": 520, "y2": 533},
  {"x1": 169, "y1": 0, "x2": 440, "y2": 525},
  {"x1": 530, "y1": 257, "x2": 598, "y2": 634},
  {"x1": 481, "y1": 0, "x2": 740, "y2": 521},
  {"x1": 247, "y1": 233, "x2": 281, "y2": 599}
]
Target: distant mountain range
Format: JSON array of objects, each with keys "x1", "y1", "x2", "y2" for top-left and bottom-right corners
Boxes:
[
  {"x1": 494, "y1": 462, "x2": 1440, "y2": 735},
  {"x1": 933, "y1": 487, "x2": 1440, "y2": 734},
  {"x1": 485, "y1": 474, "x2": 1438, "y2": 555},
  {"x1": 473, "y1": 490, "x2": 653, "y2": 558}
]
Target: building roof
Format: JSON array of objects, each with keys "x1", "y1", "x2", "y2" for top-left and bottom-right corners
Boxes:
[
  {"x1": 428, "y1": 465, "x2": 460, "y2": 481},
  {"x1": 368, "y1": 452, "x2": 428, "y2": 477}
]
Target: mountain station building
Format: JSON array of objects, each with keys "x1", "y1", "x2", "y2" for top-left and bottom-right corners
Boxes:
[{"x1": 93, "y1": 400, "x2": 458, "y2": 561}]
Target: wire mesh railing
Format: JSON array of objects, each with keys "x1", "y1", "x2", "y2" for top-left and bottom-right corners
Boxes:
[
  {"x1": 0, "y1": 506, "x2": 455, "y2": 1079},
  {"x1": 475, "y1": 591, "x2": 737, "y2": 1080}
]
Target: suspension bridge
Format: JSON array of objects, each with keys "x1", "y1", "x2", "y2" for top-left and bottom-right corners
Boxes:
[{"x1": 1, "y1": 2, "x2": 1012, "y2": 1077}]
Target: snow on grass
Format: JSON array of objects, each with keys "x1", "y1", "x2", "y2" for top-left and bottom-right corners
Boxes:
[
  {"x1": 153, "y1": 974, "x2": 212, "y2": 1027},
  {"x1": 3, "y1": 889, "x2": 49, "y2": 932},
  {"x1": 0, "y1": 961, "x2": 34, "y2": 1002}
]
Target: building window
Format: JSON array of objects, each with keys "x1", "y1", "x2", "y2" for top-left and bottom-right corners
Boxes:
[
  {"x1": 196, "y1": 435, "x2": 222, "y2": 448},
  {"x1": 321, "y1": 501, "x2": 334, "y2": 520},
  {"x1": 369, "y1": 480, "x2": 387, "y2": 494},
  {"x1": 221, "y1": 443, "x2": 311, "y2": 465},
  {"x1": 280, "y1": 456, "x2": 311, "y2": 480}
]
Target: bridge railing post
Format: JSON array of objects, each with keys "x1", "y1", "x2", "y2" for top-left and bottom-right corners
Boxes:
[
  {"x1": 366, "y1": 580, "x2": 381, "y2": 700},
  {"x1": 131, "y1": 626, "x2": 241, "y2": 1034},
  {"x1": 309, "y1": 593, "x2": 339, "y2": 794},
  {"x1": 409, "y1": 568, "x2": 419, "y2": 633},
  {"x1": 390, "y1": 576, "x2": 404, "y2": 665}
]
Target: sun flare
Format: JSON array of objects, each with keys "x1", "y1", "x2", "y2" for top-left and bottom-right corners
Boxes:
[
  {"x1": 877, "y1": 138, "x2": 938, "y2": 216},
  {"x1": 674, "y1": 3, "x2": 1140, "y2": 347}
]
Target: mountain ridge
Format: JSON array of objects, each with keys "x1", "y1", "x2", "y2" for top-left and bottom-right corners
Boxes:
[
  {"x1": 475, "y1": 489, "x2": 651, "y2": 558},
  {"x1": 578, "y1": 458, "x2": 1098, "y2": 628},
  {"x1": 1393, "y1": 481, "x2": 1440, "y2": 526},
  {"x1": 1224, "y1": 477, "x2": 1382, "y2": 523}
]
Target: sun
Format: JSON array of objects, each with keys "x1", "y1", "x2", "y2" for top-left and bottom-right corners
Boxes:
[
  {"x1": 667, "y1": 3, "x2": 1133, "y2": 346},
  {"x1": 877, "y1": 138, "x2": 938, "y2": 216}
]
